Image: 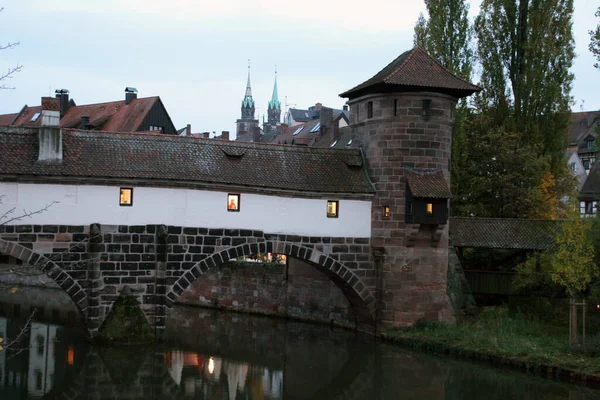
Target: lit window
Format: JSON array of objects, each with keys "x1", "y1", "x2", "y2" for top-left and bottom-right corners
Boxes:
[
  {"x1": 119, "y1": 188, "x2": 133, "y2": 206},
  {"x1": 422, "y1": 99, "x2": 432, "y2": 119},
  {"x1": 327, "y1": 200, "x2": 339, "y2": 218},
  {"x1": 383, "y1": 205, "x2": 390, "y2": 218},
  {"x1": 30, "y1": 112, "x2": 41, "y2": 122},
  {"x1": 67, "y1": 345, "x2": 75, "y2": 366},
  {"x1": 227, "y1": 194, "x2": 240, "y2": 212},
  {"x1": 367, "y1": 101, "x2": 373, "y2": 118},
  {"x1": 426, "y1": 203, "x2": 433, "y2": 214}
]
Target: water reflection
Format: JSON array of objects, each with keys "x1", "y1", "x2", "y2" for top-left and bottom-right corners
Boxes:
[
  {"x1": 165, "y1": 351, "x2": 283, "y2": 399},
  {"x1": 0, "y1": 288, "x2": 599, "y2": 399}
]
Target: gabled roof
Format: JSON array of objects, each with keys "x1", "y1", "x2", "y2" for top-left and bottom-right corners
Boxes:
[
  {"x1": 0, "y1": 96, "x2": 176, "y2": 134},
  {"x1": 449, "y1": 217, "x2": 558, "y2": 250},
  {"x1": 289, "y1": 108, "x2": 318, "y2": 123},
  {"x1": 404, "y1": 168, "x2": 451, "y2": 198},
  {"x1": 580, "y1": 160, "x2": 600, "y2": 199},
  {"x1": 0, "y1": 128, "x2": 375, "y2": 195},
  {"x1": 568, "y1": 111, "x2": 599, "y2": 145},
  {"x1": 339, "y1": 47, "x2": 482, "y2": 99}
]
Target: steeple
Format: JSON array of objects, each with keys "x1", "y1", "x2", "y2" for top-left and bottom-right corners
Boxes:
[
  {"x1": 242, "y1": 60, "x2": 255, "y2": 109},
  {"x1": 266, "y1": 66, "x2": 282, "y2": 132},
  {"x1": 268, "y1": 66, "x2": 281, "y2": 110}
]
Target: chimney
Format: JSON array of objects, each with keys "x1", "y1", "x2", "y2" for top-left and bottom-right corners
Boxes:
[
  {"x1": 186, "y1": 124, "x2": 191, "y2": 136},
  {"x1": 40, "y1": 97, "x2": 60, "y2": 127},
  {"x1": 315, "y1": 102, "x2": 323, "y2": 111},
  {"x1": 202, "y1": 132, "x2": 210, "y2": 139},
  {"x1": 221, "y1": 131, "x2": 230, "y2": 141},
  {"x1": 280, "y1": 123, "x2": 288, "y2": 130},
  {"x1": 251, "y1": 126, "x2": 261, "y2": 143},
  {"x1": 80, "y1": 115, "x2": 90, "y2": 130},
  {"x1": 54, "y1": 89, "x2": 70, "y2": 119},
  {"x1": 125, "y1": 87, "x2": 138, "y2": 105}
]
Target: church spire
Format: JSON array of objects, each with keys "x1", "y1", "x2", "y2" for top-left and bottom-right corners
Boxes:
[
  {"x1": 242, "y1": 60, "x2": 255, "y2": 108},
  {"x1": 268, "y1": 65, "x2": 281, "y2": 110}
]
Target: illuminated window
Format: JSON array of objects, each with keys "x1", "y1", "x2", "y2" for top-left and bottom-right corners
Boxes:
[
  {"x1": 119, "y1": 188, "x2": 133, "y2": 206},
  {"x1": 227, "y1": 194, "x2": 240, "y2": 212},
  {"x1": 327, "y1": 200, "x2": 339, "y2": 218},
  {"x1": 426, "y1": 203, "x2": 433, "y2": 214},
  {"x1": 422, "y1": 99, "x2": 431, "y2": 119},
  {"x1": 383, "y1": 205, "x2": 390, "y2": 218},
  {"x1": 67, "y1": 345, "x2": 75, "y2": 366}
]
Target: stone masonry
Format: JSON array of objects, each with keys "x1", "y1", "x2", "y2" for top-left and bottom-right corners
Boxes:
[{"x1": 0, "y1": 224, "x2": 376, "y2": 337}]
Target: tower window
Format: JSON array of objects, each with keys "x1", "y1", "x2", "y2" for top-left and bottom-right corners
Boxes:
[
  {"x1": 327, "y1": 200, "x2": 339, "y2": 218},
  {"x1": 383, "y1": 205, "x2": 390, "y2": 218},
  {"x1": 227, "y1": 194, "x2": 240, "y2": 212},
  {"x1": 119, "y1": 188, "x2": 133, "y2": 206},
  {"x1": 367, "y1": 101, "x2": 373, "y2": 119},
  {"x1": 422, "y1": 99, "x2": 431, "y2": 119},
  {"x1": 426, "y1": 203, "x2": 433, "y2": 215},
  {"x1": 355, "y1": 104, "x2": 360, "y2": 121},
  {"x1": 394, "y1": 99, "x2": 398, "y2": 116}
]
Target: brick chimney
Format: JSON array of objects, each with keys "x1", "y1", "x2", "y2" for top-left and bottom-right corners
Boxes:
[
  {"x1": 221, "y1": 131, "x2": 230, "y2": 141},
  {"x1": 41, "y1": 97, "x2": 60, "y2": 127},
  {"x1": 315, "y1": 102, "x2": 323, "y2": 111},
  {"x1": 80, "y1": 115, "x2": 90, "y2": 130},
  {"x1": 202, "y1": 132, "x2": 210, "y2": 139},
  {"x1": 186, "y1": 124, "x2": 192, "y2": 136},
  {"x1": 251, "y1": 126, "x2": 261, "y2": 143},
  {"x1": 319, "y1": 107, "x2": 333, "y2": 137}
]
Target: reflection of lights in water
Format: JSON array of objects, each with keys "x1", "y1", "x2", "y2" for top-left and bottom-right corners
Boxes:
[
  {"x1": 67, "y1": 344, "x2": 75, "y2": 366},
  {"x1": 208, "y1": 357, "x2": 215, "y2": 374},
  {"x1": 597, "y1": 304, "x2": 600, "y2": 309}
]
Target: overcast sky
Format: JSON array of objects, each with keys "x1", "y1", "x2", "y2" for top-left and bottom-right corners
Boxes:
[{"x1": 1, "y1": 0, "x2": 598, "y2": 137}]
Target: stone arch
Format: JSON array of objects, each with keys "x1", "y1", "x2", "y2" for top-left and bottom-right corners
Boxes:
[
  {"x1": 167, "y1": 240, "x2": 376, "y2": 327},
  {"x1": 0, "y1": 238, "x2": 88, "y2": 320}
]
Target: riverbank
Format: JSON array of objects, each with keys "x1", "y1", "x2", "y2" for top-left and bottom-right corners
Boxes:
[{"x1": 383, "y1": 307, "x2": 600, "y2": 386}]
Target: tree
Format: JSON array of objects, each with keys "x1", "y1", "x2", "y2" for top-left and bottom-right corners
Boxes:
[
  {"x1": 590, "y1": 7, "x2": 600, "y2": 69},
  {"x1": 0, "y1": 7, "x2": 22, "y2": 90},
  {"x1": 412, "y1": 0, "x2": 474, "y2": 206}
]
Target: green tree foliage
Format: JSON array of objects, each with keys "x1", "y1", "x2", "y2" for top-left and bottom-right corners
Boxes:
[
  {"x1": 412, "y1": 0, "x2": 474, "y2": 202},
  {"x1": 590, "y1": 7, "x2": 600, "y2": 69},
  {"x1": 549, "y1": 207, "x2": 598, "y2": 298}
]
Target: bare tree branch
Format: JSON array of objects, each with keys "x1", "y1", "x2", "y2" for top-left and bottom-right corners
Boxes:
[
  {"x1": 0, "y1": 201, "x2": 59, "y2": 225},
  {"x1": 0, "y1": 7, "x2": 22, "y2": 90}
]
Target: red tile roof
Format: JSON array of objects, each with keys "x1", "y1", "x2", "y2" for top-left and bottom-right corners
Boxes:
[
  {"x1": 405, "y1": 168, "x2": 451, "y2": 198},
  {"x1": 340, "y1": 47, "x2": 482, "y2": 99},
  {"x1": 0, "y1": 128, "x2": 375, "y2": 195}
]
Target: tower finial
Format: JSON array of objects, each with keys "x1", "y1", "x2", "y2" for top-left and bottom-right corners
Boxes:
[{"x1": 245, "y1": 59, "x2": 252, "y2": 98}]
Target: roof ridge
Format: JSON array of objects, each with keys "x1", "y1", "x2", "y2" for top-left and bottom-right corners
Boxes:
[{"x1": 382, "y1": 48, "x2": 416, "y2": 82}]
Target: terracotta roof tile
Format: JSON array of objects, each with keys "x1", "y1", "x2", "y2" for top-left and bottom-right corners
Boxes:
[
  {"x1": 0, "y1": 129, "x2": 375, "y2": 195},
  {"x1": 449, "y1": 217, "x2": 558, "y2": 250},
  {"x1": 404, "y1": 168, "x2": 451, "y2": 198},
  {"x1": 340, "y1": 48, "x2": 482, "y2": 99}
]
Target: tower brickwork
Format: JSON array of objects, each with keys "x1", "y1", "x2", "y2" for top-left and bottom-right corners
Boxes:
[{"x1": 340, "y1": 48, "x2": 481, "y2": 328}]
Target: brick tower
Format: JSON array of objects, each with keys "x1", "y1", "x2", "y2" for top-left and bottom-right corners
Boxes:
[{"x1": 340, "y1": 48, "x2": 481, "y2": 328}]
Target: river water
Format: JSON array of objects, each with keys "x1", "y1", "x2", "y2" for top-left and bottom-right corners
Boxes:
[{"x1": 0, "y1": 287, "x2": 599, "y2": 400}]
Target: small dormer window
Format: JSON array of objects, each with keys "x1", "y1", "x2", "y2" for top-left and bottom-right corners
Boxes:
[
  {"x1": 367, "y1": 101, "x2": 373, "y2": 119},
  {"x1": 149, "y1": 125, "x2": 164, "y2": 132},
  {"x1": 120, "y1": 188, "x2": 133, "y2": 206},
  {"x1": 327, "y1": 200, "x2": 339, "y2": 218},
  {"x1": 586, "y1": 139, "x2": 595, "y2": 149},
  {"x1": 227, "y1": 194, "x2": 240, "y2": 212},
  {"x1": 422, "y1": 100, "x2": 431, "y2": 119},
  {"x1": 30, "y1": 112, "x2": 41, "y2": 122}
]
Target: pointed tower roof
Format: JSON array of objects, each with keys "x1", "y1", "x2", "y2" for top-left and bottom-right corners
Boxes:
[
  {"x1": 242, "y1": 61, "x2": 255, "y2": 108},
  {"x1": 339, "y1": 47, "x2": 482, "y2": 100},
  {"x1": 268, "y1": 68, "x2": 281, "y2": 110}
]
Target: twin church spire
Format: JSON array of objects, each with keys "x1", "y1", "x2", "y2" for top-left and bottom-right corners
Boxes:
[{"x1": 239, "y1": 61, "x2": 281, "y2": 135}]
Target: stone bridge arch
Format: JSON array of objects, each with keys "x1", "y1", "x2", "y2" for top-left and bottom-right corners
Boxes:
[
  {"x1": 166, "y1": 236, "x2": 377, "y2": 328},
  {"x1": 0, "y1": 238, "x2": 88, "y2": 320}
]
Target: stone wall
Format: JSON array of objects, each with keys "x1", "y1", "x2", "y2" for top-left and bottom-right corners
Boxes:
[
  {"x1": 177, "y1": 258, "x2": 355, "y2": 327},
  {"x1": 349, "y1": 92, "x2": 457, "y2": 327}
]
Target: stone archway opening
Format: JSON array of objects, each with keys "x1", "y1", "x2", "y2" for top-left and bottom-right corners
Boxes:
[{"x1": 168, "y1": 240, "x2": 376, "y2": 331}]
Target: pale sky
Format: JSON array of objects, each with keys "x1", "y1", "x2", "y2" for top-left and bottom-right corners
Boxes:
[{"x1": 1, "y1": 0, "x2": 598, "y2": 137}]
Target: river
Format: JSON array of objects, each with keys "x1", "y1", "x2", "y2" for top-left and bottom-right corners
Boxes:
[{"x1": 0, "y1": 287, "x2": 598, "y2": 399}]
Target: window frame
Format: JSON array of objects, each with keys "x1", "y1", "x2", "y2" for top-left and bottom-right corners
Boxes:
[
  {"x1": 119, "y1": 187, "x2": 134, "y2": 207},
  {"x1": 227, "y1": 193, "x2": 241, "y2": 212},
  {"x1": 327, "y1": 200, "x2": 339, "y2": 218},
  {"x1": 383, "y1": 205, "x2": 390, "y2": 218},
  {"x1": 422, "y1": 99, "x2": 432, "y2": 119},
  {"x1": 367, "y1": 101, "x2": 373, "y2": 119}
]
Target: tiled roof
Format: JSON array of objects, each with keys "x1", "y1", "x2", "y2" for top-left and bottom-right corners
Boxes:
[
  {"x1": 0, "y1": 129, "x2": 375, "y2": 195},
  {"x1": 289, "y1": 108, "x2": 318, "y2": 122},
  {"x1": 449, "y1": 217, "x2": 558, "y2": 250},
  {"x1": 0, "y1": 113, "x2": 17, "y2": 126},
  {"x1": 0, "y1": 96, "x2": 175, "y2": 134},
  {"x1": 568, "y1": 111, "x2": 599, "y2": 145},
  {"x1": 404, "y1": 168, "x2": 451, "y2": 198},
  {"x1": 580, "y1": 160, "x2": 600, "y2": 199},
  {"x1": 340, "y1": 47, "x2": 482, "y2": 99},
  {"x1": 271, "y1": 120, "x2": 322, "y2": 146}
]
